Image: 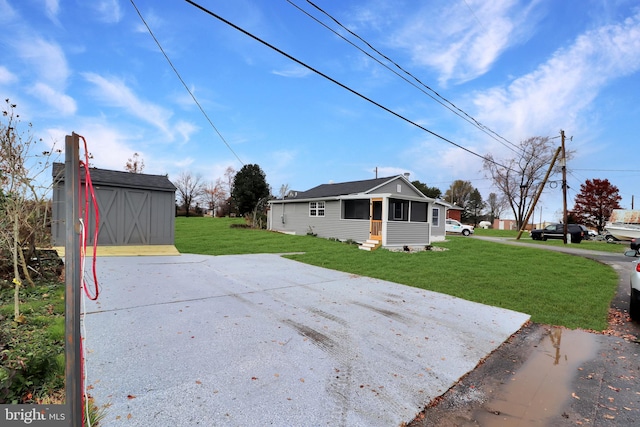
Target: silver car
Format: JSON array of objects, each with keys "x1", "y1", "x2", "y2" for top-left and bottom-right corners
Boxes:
[{"x1": 625, "y1": 247, "x2": 640, "y2": 320}]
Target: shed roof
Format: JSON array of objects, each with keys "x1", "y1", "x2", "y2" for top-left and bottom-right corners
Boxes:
[
  {"x1": 52, "y1": 162, "x2": 176, "y2": 192},
  {"x1": 288, "y1": 176, "x2": 398, "y2": 199}
]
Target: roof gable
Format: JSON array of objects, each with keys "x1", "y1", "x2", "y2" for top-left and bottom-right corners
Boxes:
[
  {"x1": 289, "y1": 176, "x2": 395, "y2": 199},
  {"x1": 287, "y1": 175, "x2": 430, "y2": 200},
  {"x1": 52, "y1": 162, "x2": 176, "y2": 192}
]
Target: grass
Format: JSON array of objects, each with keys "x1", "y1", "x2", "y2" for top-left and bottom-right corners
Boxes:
[
  {"x1": 175, "y1": 217, "x2": 619, "y2": 331},
  {"x1": 0, "y1": 280, "x2": 66, "y2": 404}
]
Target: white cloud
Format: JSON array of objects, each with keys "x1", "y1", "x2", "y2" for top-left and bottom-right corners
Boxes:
[
  {"x1": 388, "y1": 0, "x2": 538, "y2": 85},
  {"x1": 82, "y1": 72, "x2": 173, "y2": 137},
  {"x1": 474, "y1": 9, "x2": 640, "y2": 147},
  {"x1": 15, "y1": 36, "x2": 69, "y2": 86},
  {"x1": 175, "y1": 157, "x2": 195, "y2": 169},
  {"x1": 92, "y1": 0, "x2": 122, "y2": 24},
  {"x1": 374, "y1": 166, "x2": 413, "y2": 178},
  {"x1": 133, "y1": 9, "x2": 163, "y2": 33},
  {"x1": 29, "y1": 82, "x2": 76, "y2": 115},
  {"x1": 175, "y1": 120, "x2": 198, "y2": 143},
  {"x1": 43, "y1": 0, "x2": 59, "y2": 22},
  {"x1": 0, "y1": 0, "x2": 16, "y2": 24},
  {"x1": 271, "y1": 66, "x2": 311, "y2": 78},
  {"x1": 50, "y1": 123, "x2": 136, "y2": 171},
  {"x1": 0, "y1": 66, "x2": 17, "y2": 84}
]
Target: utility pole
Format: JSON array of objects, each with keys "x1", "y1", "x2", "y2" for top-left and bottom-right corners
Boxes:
[
  {"x1": 516, "y1": 146, "x2": 562, "y2": 240},
  {"x1": 561, "y1": 130, "x2": 568, "y2": 244}
]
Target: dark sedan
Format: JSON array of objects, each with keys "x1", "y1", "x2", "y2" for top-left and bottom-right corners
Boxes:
[{"x1": 530, "y1": 223, "x2": 584, "y2": 243}]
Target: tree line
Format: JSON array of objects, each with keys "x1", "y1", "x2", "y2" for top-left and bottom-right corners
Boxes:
[
  {"x1": 171, "y1": 164, "x2": 270, "y2": 226},
  {"x1": 169, "y1": 133, "x2": 624, "y2": 233}
]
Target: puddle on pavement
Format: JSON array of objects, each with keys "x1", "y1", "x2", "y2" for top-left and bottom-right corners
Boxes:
[{"x1": 473, "y1": 327, "x2": 598, "y2": 426}]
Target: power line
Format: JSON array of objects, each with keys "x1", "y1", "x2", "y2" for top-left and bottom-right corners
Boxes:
[
  {"x1": 183, "y1": 0, "x2": 510, "y2": 170},
  {"x1": 294, "y1": 0, "x2": 522, "y2": 156},
  {"x1": 573, "y1": 168, "x2": 640, "y2": 173},
  {"x1": 129, "y1": 0, "x2": 244, "y2": 166}
]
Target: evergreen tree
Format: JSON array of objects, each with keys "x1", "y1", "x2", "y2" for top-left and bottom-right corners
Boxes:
[
  {"x1": 231, "y1": 164, "x2": 270, "y2": 216},
  {"x1": 466, "y1": 188, "x2": 485, "y2": 226}
]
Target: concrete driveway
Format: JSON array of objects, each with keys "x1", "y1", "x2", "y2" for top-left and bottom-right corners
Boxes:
[{"x1": 84, "y1": 254, "x2": 529, "y2": 426}]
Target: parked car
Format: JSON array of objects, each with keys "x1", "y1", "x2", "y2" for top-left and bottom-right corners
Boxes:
[
  {"x1": 529, "y1": 223, "x2": 584, "y2": 243},
  {"x1": 631, "y1": 238, "x2": 640, "y2": 253},
  {"x1": 445, "y1": 219, "x2": 474, "y2": 236},
  {"x1": 578, "y1": 225, "x2": 591, "y2": 239},
  {"x1": 624, "y1": 249, "x2": 640, "y2": 321}
]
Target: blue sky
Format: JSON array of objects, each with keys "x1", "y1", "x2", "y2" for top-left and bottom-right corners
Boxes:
[{"x1": 2, "y1": 0, "x2": 640, "y2": 222}]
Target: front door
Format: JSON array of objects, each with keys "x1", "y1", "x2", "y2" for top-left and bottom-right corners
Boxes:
[{"x1": 370, "y1": 198, "x2": 382, "y2": 240}]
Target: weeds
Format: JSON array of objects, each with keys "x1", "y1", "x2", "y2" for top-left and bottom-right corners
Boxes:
[{"x1": 0, "y1": 258, "x2": 65, "y2": 404}]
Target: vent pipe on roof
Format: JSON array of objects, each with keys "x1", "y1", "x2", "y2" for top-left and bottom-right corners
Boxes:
[{"x1": 404, "y1": 172, "x2": 410, "y2": 178}]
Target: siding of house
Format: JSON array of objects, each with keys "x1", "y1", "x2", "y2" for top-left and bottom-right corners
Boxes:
[
  {"x1": 386, "y1": 221, "x2": 430, "y2": 245},
  {"x1": 373, "y1": 179, "x2": 424, "y2": 198},
  {"x1": 271, "y1": 200, "x2": 370, "y2": 241}
]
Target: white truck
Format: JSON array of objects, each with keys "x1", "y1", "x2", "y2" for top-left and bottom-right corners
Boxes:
[{"x1": 445, "y1": 219, "x2": 474, "y2": 236}]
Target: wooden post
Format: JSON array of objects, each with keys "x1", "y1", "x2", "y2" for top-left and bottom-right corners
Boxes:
[
  {"x1": 65, "y1": 133, "x2": 82, "y2": 426},
  {"x1": 561, "y1": 130, "x2": 568, "y2": 244}
]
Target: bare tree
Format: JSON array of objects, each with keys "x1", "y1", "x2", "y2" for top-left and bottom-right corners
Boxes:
[
  {"x1": 223, "y1": 166, "x2": 236, "y2": 215},
  {"x1": 483, "y1": 136, "x2": 566, "y2": 229},
  {"x1": 278, "y1": 184, "x2": 290, "y2": 200},
  {"x1": 173, "y1": 171, "x2": 205, "y2": 217},
  {"x1": 125, "y1": 152, "x2": 145, "y2": 173},
  {"x1": 486, "y1": 192, "x2": 507, "y2": 223},
  {"x1": 203, "y1": 180, "x2": 226, "y2": 216},
  {"x1": 1, "y1": 99, "x2": 60, "y2": 321}
]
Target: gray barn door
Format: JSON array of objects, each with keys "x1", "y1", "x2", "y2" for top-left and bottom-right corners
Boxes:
[{"x1": 93, "y1": 187, "x2": 151, "y2": 245}]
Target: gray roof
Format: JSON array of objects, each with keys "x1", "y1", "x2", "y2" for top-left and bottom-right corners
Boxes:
[
  {"x1": 52, "y1": 162, "x2": 176, "y2": 192},
  {"x1": 288, "y1": 176, "x2": 399, "y2": 199}
]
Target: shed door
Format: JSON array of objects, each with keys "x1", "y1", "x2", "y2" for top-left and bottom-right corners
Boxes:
[
  {"x1": 370, "y1": 198, "x2": 382, "y2": 240},
  {"x1": 94, "y1": 187, "x2": 151, "y2": 245},
  {"x1": 122, "y1": 189, "x2": 150, "y2": 244}
]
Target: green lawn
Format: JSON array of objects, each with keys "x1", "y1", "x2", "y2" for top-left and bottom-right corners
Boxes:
[{"x1": 175, "y1": 217, "x2": 619, "y2": 331}]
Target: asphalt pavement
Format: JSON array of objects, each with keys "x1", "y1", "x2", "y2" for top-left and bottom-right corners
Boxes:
[
  {"x1": 83, "y1": 253, "x2": 530, "y2": 427},
  {"x1": 411, "y1": 237, "x2": 640, "y2": 426}
]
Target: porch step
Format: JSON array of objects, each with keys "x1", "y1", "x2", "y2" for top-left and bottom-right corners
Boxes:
[{"x1": 359, "y1": 239, "x2": 381, "y2": 251}]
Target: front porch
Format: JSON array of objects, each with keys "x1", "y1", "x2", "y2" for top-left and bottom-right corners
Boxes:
[{"x1": 348, "y1": 196, "x2": 434, "y2": 250}]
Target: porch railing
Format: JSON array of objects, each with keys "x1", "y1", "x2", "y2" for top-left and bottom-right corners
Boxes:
[{"x1": 370, "y1": 220, "x2": 382, "y2": 237}]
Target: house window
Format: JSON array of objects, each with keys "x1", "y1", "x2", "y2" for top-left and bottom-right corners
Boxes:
[
  {"x1": 343, "y1": 199, "x2": 369, "y2": 219},
  {"x1": 410, "y1": 202, "x2": 428, "y2": 222},
  {"x1": 432, "y1": 207, "x2": 439, "y2": 226},
  {"x1": 309, "y1": 201, "x2": 325, "y2": 217},
  {"x1": 390, "y1": 199, "x2": 408, "y2": 221}
]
